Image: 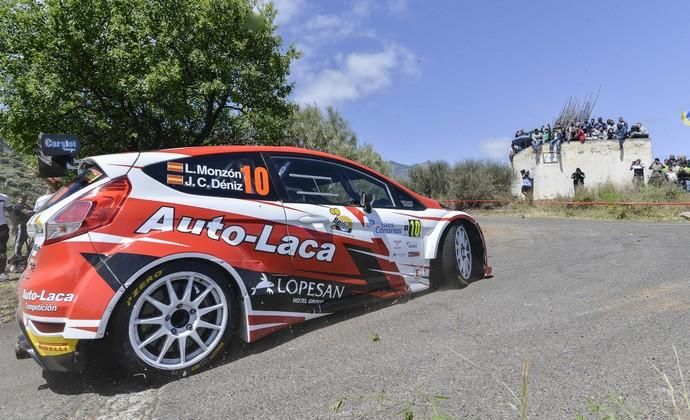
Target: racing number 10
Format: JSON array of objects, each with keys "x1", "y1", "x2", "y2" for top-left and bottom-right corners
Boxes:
[{"x1": 240, "y1": 165, "x2": 270, "y2": 196}]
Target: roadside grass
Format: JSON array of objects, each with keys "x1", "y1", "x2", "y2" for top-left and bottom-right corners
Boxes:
[
  {"x1": 331, "y1": 346, "x2": 690, "y2": 419},
  {"x1": 472, "y1": 183, "x2": 690, "y2": 222}
]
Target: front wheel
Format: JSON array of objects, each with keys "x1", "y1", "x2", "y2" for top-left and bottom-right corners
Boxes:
[
  {"x1": 434, "y1": 223, "x2": 483, "y2": 288},
  {"x1": 110, "y1": 261, "x2": 235, "y2": 379}
]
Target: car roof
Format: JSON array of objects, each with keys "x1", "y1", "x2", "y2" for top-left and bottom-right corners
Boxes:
[{"x1": 156, "y1": 146, "x2": 442, "y2": 209}]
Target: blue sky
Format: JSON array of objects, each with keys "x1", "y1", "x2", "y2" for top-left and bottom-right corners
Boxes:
[{"x1": 269, "y1": 0, "x2": 690, "y2": 164}]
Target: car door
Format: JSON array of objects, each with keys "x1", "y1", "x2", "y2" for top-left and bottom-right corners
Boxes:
[
  {"x1": 265, "y1": 154, "x2": 425, "y2": 312},
  {"x1": 138, "y1": 152, "x2": 293, "y2": 313}
]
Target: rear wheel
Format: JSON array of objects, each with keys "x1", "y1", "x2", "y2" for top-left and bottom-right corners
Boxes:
[
  {"x1": 435, "y1": 223, "x2": 483, "y2": 288},
  {"x1": 111, "y1": 261, "x2": 235, "y2": 379}
]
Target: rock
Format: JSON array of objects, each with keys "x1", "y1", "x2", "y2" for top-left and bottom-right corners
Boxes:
[{"x1": 681, "y1": 212, "x2": 690, "y2": 220}]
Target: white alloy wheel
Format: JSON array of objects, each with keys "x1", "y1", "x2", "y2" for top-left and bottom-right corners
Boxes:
[
  {"x1": 454, "y1": 225, "x2": 472, "y2": 281},
  {"x1": 128, "y1": 271, "x2": 228, "y2": 370}
]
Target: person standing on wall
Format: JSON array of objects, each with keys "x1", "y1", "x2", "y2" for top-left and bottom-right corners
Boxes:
[
  {"x1": 0, "y1": 192, "x2": 10, "y2": 281},
  {"x1": 571, "y1": 168, "x2": 585, "y2": 192}
]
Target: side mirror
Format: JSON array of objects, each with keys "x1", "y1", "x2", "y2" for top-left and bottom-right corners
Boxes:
[{"x1": 360, "y1": 192, "x2": 374, "y2": 213}]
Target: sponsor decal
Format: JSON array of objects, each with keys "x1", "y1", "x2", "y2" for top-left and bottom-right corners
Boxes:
[
  {"x1": 407, "y1": 251, "x2": 421, "y2": 257},
  {"x1": 276, "y1": 278, "x2": 345, "y2": 303},
  {"x1": 407, "y1": 219, "x2": 422, "y2": 237},
  {"x1": 164, "y1": 161, "x2": 270, "y2": 196},
  {"x1": 25, "y1": 303, "x2": 58, "y2": 312},
  {"x1": 251, "y1": 273, "x2": 275, "y2": 295},
  {"x1": 329, "y1": 208, "x2": 353, "y2": 233},
  {"x1": 22, "y1": 289, "x2": 75, "y2": 302},
  {"x1": 250, "y1": 273, "x2": 347, "y2": 305},
  {"x1": 25, "y1": 330, "x2": 77, "y2": 357},
  {"x1": 137, "y1": 207, "x2": 336, "y2": 262},
  {"x1": 374, "y1": 222, "x2": 403, "y2": 235}
]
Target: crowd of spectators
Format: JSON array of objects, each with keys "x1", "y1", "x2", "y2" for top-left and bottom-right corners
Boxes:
[
  {"x1": 627, "y1": 155, "x2": 690, "y2": 189},
  {"x1": 654, "y1": 155, "x2": 690, "y2": 190},
  {"x1": 510, "y1": 116, "x2": 650, "y2": 162}
]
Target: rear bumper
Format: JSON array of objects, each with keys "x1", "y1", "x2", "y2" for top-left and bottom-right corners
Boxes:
[{"x1": 15, "y1": 316, "x2": 87, "y2": 373}]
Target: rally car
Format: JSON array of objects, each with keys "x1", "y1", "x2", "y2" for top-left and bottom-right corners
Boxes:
[{"x1": 16, "y1": 146, "x2": 492, "y2": 378}]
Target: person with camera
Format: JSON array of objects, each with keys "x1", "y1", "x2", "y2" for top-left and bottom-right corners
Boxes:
[
  {"x1": 520, "y1": 169, "x2": 534, "y2": 204},
  {"x1": 571, "y1": 168, "x2": 586, "y2": 192}
]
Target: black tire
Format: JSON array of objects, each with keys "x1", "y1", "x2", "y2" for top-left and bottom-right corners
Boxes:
[
  {"x1": 434, "y1": 223, "x2": 483, "y2": 288},
  {"x1": 109, "y1": 260, "x2": 236, "y2": 380}
]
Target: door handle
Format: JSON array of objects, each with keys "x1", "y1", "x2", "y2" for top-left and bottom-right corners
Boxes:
[{"x1": 298, "y1": 215, "x2": 330, "y2": 224}]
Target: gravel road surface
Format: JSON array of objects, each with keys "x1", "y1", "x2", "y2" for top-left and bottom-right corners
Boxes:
[{"x1": 0, "y1": 216, "x2": 688, "y2": 419}]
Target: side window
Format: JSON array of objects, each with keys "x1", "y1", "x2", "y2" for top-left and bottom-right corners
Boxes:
[
  {"x1": 143, "y1": 153, "x2": 275, "y2": 199},
  {"x1": 345, "y1": 171, "x2": 395, "y2": 209},
  {"x1": 270, "y1": 156, "x2": 354, "y2": 205},
  {"x1": 270, "y1": 155, "x2": 395, "y2": 207},
  {"x1": 394, "y1": 187, "x2": 425, "y2": 210}
]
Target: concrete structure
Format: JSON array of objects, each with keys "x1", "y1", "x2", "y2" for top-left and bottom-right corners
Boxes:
[{"x1": 511, "y1": 138, "x2": 654, "y2": 199}]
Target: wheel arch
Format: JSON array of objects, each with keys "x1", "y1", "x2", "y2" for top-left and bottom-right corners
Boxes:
[
  {"x1": 426, "y1": 214, "x2": 491, "y2": 277},
  {"x1": 100, "y1": 253, "x2": 253, "y2": 343}
]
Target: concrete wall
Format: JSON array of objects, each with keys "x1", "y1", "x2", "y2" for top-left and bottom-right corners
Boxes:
[{"x1": 511, "y1": 139, "x2": 654, "y2": 200}]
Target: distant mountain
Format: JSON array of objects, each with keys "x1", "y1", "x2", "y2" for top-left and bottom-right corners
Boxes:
[{"x1": 386, "y1": 160, "x2": 430, "y2": 181}]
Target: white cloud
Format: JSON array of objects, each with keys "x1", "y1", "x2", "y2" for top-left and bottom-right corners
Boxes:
[
  {"x1": 385, "y1": 0, "x2": 408, "y2": 15},
  {"x1": 479, "y1": 138, "x2": 511, "y2": 160},
  {"x1": 295, "y1": 45, "x2": 418, "y2": 106},
  {"x1": 270, "y1": 0, "x2": 306, "y2": 25}
]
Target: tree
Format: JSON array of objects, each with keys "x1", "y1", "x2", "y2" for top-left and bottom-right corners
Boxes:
[
  {"x1": 286, "y1": 105, "x2": 390, "y2": 174},
  {"x1": 408, "y1": 161, "x2": 450, "y2": 197},
  {"x1": 0, "y1": 0, "x2": 298, "y2": 155}
]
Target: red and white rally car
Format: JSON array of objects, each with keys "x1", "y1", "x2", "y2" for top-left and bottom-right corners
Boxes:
[{"x1": 16, "y1": 146, "x2": 492, "y2": 378}]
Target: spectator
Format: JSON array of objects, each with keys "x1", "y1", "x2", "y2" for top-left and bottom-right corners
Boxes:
[
  {"x1": 606, "y1": 119, "x2": 616, "y2": 140},
  {"x1": 571, "y1": 168, "x2": 585, "y2": 192},
  {"x1": 542, "y1": 124, "x2": 552, "y2": 145},
  {"x1": 680, "y1": 165, "x2": 690, "y2": 191},
  {"x1": 666, "y1": 166, "x2": 678, "y2": 184},
  {"x1": 549, "y1": 125, "x2": 563, "y2": 156},
  {"x1": 630, "y1": 159, "x2": 645, "y2": 185},
  {"x1": 0, "y1": 192, "x2": 9, "y2": 281},
  {"x1": 575, "y1": 124, "x2": 586, "y2": 143},
  {"x1": 581, "y1": 120, "x2": 592, "y2": 135},
  {"x1": 616, "y1": 122, "x2": 627, "y2": 149},
  {"x1": 589, "y1": 126, "x2": 600, "y2": 139},
  {"x1": 648, "y1": 158, "x2": 665, "y2": 186},
  {"x1": 520, "y1": 170, "x2": 534, "y2": 204},
  {"x1": 629, "y1": 122, "x2": 649, "y2": 138},
  {"x1": 595, "y1": 117, "x2": 606, "y2": 131},
  {"x1": 12, "y1": 194, "x2": 33, "y2": 258},
  {"x1": 618, "y1": 116, "x2": 629, "y2": 133},
  {"x1": 665, "y1": 154, "x2": 677, "y2": 167},
  {"x1": 531, "y1": 128, "x2": 543, "y2": 152},
  {"x1": 566, "y1": 123, "x2": 576, "y2": 143}
]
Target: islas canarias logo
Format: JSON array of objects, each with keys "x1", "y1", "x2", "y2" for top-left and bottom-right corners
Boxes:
[{"x1": 682, "y1": 111, "x2": 690, "y2": 127}]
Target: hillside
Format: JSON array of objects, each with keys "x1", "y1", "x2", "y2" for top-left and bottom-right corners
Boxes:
[
  {"x1": 0, "y1": 139, "x2": 46, "y2": 204},
  {"x1": 387, "y1": 160, "x2": 430, "y2": 181}
]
